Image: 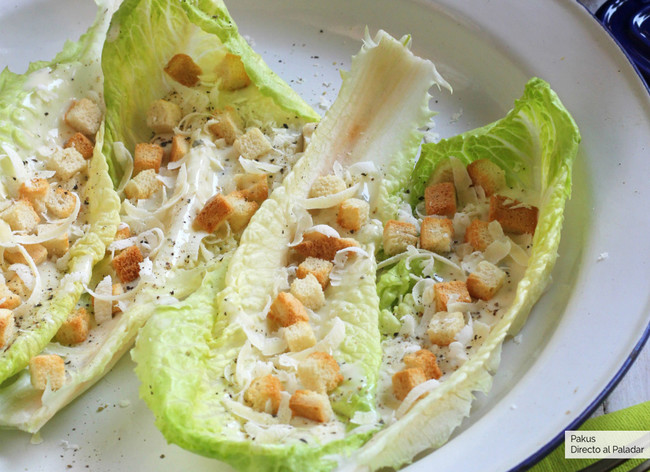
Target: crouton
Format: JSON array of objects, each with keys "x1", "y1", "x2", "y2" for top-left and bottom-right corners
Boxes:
[
  {"x1": 234, "y1": 127, "x2": 272, "y2": 160},
  {"x1": 45, "y1": 187, "x2": 77, "y2": 218},
  {"x1": 115, "y1": 225, "x2": 131, "y2": 241},
  {"x1": 29, "y1": 354, "x2": 65, "y2": 391},
  {"x1": 434, "y1": 280, "x2": 471, "y2": 312},
  {"x1": 194, "y1": 194, "x2": 233, "y2": 233},
  {"x1": 124, "y1": 169, "x2": 162, "y2": 200},
  {"x1": 281, "y1": 321, "x2": 317, "y2": 352},
  {"x1": 289, "y1": 390, "x2": 332, "y2": 423},
  {"x1": 18, "y1": 178, "x2": 49, "y2": 202},
  {"x1": 337, "y1": 198, "x2": 369, "y2": 232},
  {"x1": 290, "y1": 274, "x2": 325, "y2": 311},
  {"x1": 267, "y1": 292, "x2": 309, "y2": 327},
  {"x1": 382, "y1": 220, "x2": 418, "y2": 256},
  {"x1": 427, "y1": 311, "x2": 465, "y2": 346},
  {"x1": 234, "y1": 173, "x2": 268, "y2": 203},
  {"x1": 147, "y1": 99, "x2": 183, "y2": 134},
  {"x1": 209, "y1": 107, "x2": 244, "y2": 145},
  {"x1": 309, "y1": 175, "x2": 346, "y2": 198},
  {"x1": 4, "y1": 243, "x2": 48, "y2": 265},
  {"x1": 298, "y1": 351, "x2": 344, "y2": 393},
  {"x1": 6, "y1": 274, "x2": 29, "y2": 300},
  {"x1": 133, "y1": 143, "x2": 163, "y2": 174},
  {"x1": 244, "y1": 374, "x2": 282, "y2": 415},
  {"x1": 64, "y1": 132, "x2": 94, "y2": 159},
  {"x1": 170, "y1": 135, "x2": 190, "y2": 162},
  {"x1": 464, "y1": 219, "x2": 494, "y2": 252},
  {"x1": 65, "y1": 98, "x2": 102, "y2": 137},
  {"x1": 403, "y1": 349, "x2": 441, "y2": 380},
  {"x1": 1, "y1": 199, "x2": 40, "y2": 232},
  {"x1": 164, "y1": 53, "x2": 202, "y2": 87},
  {"x1": 420, "y1": 217, "x2": 454, "y2": 253},
  {"x1": 425, "y1": 182, "x2": 456, "y2": 217},
  {"x1": 294, "y1": 231, "x2": 359, "y2": 261},
  {"x1": 296, "y1": 257, "x2": 333, "y2": 289},
  {"x1": 55, "y1": 307, "x2": 90, "y2": 345},
  {"x1": 50, "y1": 147, "x2": 87, "y2": 180},
  {"x1": 0, "y1": 309, "x2": 14, "y2": 348},
  {"x1": 227, "y1": 193, "x2": 259, "y2": 232},
  {"x1": 111, "y1": 283, "x2": 123, "y2": 315},
  {"x1": 392, "y1": 367, "x2": 427, "y2": 401},
  {"x1": 488, "y1": 195, "x2": 538, "y2": 235},
  {"x1": 467, "y1": 159, "x2": 506, "y2": 196},
  {"x1": 0, "y1": 284, "x2": 21, "y2": 310},
  {"x1": 42, "y1": 233, "x2": 69, "y2": 258},
  {"x1": 466, "y1": 260, "x2": 506, "y2": 301},
  {"x1": 216, "y1": 53, "x2": 251, "y2": 91},
  {"x1": 112, "y1": 245, "x2": 143, "y2": 283}
]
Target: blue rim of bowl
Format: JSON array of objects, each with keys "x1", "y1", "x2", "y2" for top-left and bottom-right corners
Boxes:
[{"x1": 507, "y1": 2, "x2": 650, "y2": 469}]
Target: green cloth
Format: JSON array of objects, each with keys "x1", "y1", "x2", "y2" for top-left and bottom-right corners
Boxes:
[{"x1": 531, "y1": 401, "x2": 650, "y2": 471}]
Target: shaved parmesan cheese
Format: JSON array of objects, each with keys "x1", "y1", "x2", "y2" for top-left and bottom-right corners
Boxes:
[
  {"x1": 239, "y1": 156, "x2": 283, "y2": 174},
  {"x1": 303, "y1": 183, "x2": 360, "y2": 210},
  {"x1": 8, "y1": 263, "x2": 35, "y2": 290},
  {"x1": 93, "y1": 276, "x2": 113, "y2": 324},
  {"x1": 395, "y1": 378, "x2": 440, "y2": 419}
]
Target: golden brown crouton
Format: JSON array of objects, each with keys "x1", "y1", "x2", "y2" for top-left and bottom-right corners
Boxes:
[
  {"x1": 170, "y1": 135, "x2": 190, "y2": 162},
  {"x1": 208, "y1": 107, "x2": 244, "y2": 145},
  {"x1": 392, "y1": 367, "x2": 427, "y2": 401},
  {"x1": 488, "y1": 195, "x2": 538, "y2": 235},
  {"x1": 403, "y1": 349, "x2": 442, "y2": 380},
  {"x1": 112, "y1": 245, "x2": 143, "y2": 283},
  {"x1": 464, "y1": 219, "x2": 494, "y2": 252},
  {"x1": 124, "y1": 169, "x2": 162, "y2": 200},
  {"x1": 55, "y1": 307, "x2": 90, "y2": 345},
  {"x1": 290, "y1": 274, "x2": 325, "y2": 311},
  {"x1": 427, "y1": 311, "x2": 465, "y2": 346},
  {"x1": 467, "y1": 159, "x2": 506, "y2": 196},
  {"x1": 289, "y1": 390, "x2": 332, "y2": 423},
  {"x1": 18, "y1": 178, "x2": 49, "y2": 202},
  {"x1": 133, "y1": 143, "x2": 163, "y2": 174},
  {"x1": 216, "y1": 53, "x2": 251, "y2": 91},
  {"x1": 298, "y1": 352, "x2": 344, "y2": 394},
  {"x1": 6, "y1": 274, "x2": 29, "y2": 300},
  {"x1": 296, "y1": 257, "x2": 333, "y2": 289},
  {"x1": 0, "y1": 308, "x2": 14, "y2": 348},
  {"x1": 0, "y1": 284, "x2": 21, "y2": 310},
  {"x1": 382, "y1": 220, "x2": 418, "y2": 256},
  {"x1": 281, "y1": 321, "x2": 317, "y2": 352},
  {"x1": 466, "y1": 260, "x2": 506, "y2": 301},
  {"x1": 164, "y1": 53, "x2": 202, "y2": 87},
  {"x1": 29, "y1": 354, "x2": 65, "y2": 391},
  {"x1": 45, "y1": 187, "x2": 76, "y2": 218},
  {"x1": 1, "y1": 199, "x2": 40, "y2": 232},
  {"x1": 309, "y1": 175, "x2": 346, "y2": 198},
  {"x1": 425, "y1": 182, "x2": 456, "y2": 217},
  {"x1": 420, "y1": 217, "x2": 454, "y2": 253},
  {"x1": 194, "y1": 194, "x2": 234, "y2": 233},
  {"x1": 294, "y1": 231, "x2": 359, "y2": 262},
  {"x1": 267, "y1": 292, "x2": 309, "y2": 328},
  {"x1": 227, "y1": 193, "x2": 259, "y2": 232},
  {"x1": 433, "y1": 280, "x2": 471, "y2": 312},
  {"x1": 337, "y1": 198, "x2": 369, "y2": 232},
  {"x1": 4, "y1": 243, "x2": 48, "y2": 265},
  {"x1": 234, "y1": 173, "x2": 268, "y2": 203},
  {"x1": 42, "y1": 233, "x2": 70, "y2": 258},
  {"x1": 234, "y1": 127, "x2": 272, "y2": 160},
  {"x1": 64, "y1": 132, "x2": 94, "y2": 159},
  {"x1": 50, "y1": 148, "x2": 87, "y2": 180},
  {"x1": 146, "y1": 99, "x2": 183, "y2": 134},
  {"x1": 65, "y1": 98, "x2": 102, "y2": 137},
  {"x1": 115, "y1": 225, "x2": 131, "y2": 241},
  {"x1": 244, "y1": 374, "x2": 282, "y2": 415}
]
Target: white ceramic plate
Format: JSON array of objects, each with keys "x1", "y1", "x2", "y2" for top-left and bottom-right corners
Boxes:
[{"x1": 0, "y1": 1, "x2": 648, "y2": 471}]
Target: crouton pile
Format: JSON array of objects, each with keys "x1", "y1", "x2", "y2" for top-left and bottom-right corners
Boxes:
[{"x1": 380, "y1": 158, "x2": 538, "y2": 404}]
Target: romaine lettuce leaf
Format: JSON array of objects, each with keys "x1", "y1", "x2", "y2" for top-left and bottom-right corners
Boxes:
[
  {"x1": 350, "y1": 77, "x2": 580, "y2": 470},
  {"x1": 133, "y1": 29, "x2": 449, "y2": 471}
]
